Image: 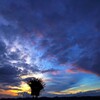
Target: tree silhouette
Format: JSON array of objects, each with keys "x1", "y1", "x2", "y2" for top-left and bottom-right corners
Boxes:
[{"x1": 27, "y1": 77, "x2": 45, "y2": 98}]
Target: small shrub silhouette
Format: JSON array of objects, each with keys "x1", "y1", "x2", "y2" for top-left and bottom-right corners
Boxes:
[{"x1": 27, "y1": 77, "x2": 45, "y2": 98}]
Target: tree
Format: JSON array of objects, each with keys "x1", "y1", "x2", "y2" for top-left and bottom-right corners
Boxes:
[{"x1": 27, "y1": 77, "x2": 45, "y2": 98}]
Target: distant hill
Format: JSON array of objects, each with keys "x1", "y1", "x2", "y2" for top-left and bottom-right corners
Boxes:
[{"x1": 0, "y1": 96, "x2": 100, "y2": 100}]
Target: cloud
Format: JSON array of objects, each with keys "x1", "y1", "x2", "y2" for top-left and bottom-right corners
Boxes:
[
  {"x1": 49, "y1": 89, "x2": 100, "y2": 96},
  {"x1": 0, "y1": 38, "x2": 41, "y2": 93},
  {"x1": 0, "y1": 65, "x2": 21, "y2": 83},
  {"x1": 41, "y1": 68, "x2": 60, "y2": 74},
  {"x1": 66, "y1": 69, "x2": 77, "y2": 74},
  {"x1": 0, "y1": 0, "x2": 100, "y2": 97}
]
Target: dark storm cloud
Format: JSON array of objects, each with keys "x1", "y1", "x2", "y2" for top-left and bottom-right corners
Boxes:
[
  {"x1": 71, "y1": 28, "x2": 100, "y2": 76},
  {"x1": 0, "y1": 25, "x2": 20, "y2": 40},
  {"x1": 0, "y1": 65, "x2": 21, "y2": 87},
  {"x1": 0, "y1": 39, "x2": 22, "y2": 85},
  {"x1": 76, "y1": 51, "x2": 100, "y2": 76},
  {"x1": 0, "y1": 39, "x2": 38, "y2": 90},
  {"x1": 0, "y1": 40, "x2": 9, "y2": 65},
  {"x1": 0, "y1": 0, "x2": 100, "y2": 76},
  {"x1": 0, "y1": 35, "x2": 46, "y2": 96},
  {"x1": 0, "y1": 40, "x2": 6, "y2": 53}
]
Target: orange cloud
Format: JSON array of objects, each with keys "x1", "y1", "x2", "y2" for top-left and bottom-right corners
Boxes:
[
  {"x1": 0, "y1": 82, "x2": 31, "y2": 98},
  {"x1": 77, "y1": 68, "x2": 93, "y2": 74},
  {"x1": 66, "y1": 69, "x2": 77, "y2": 74},
  {"x1": 0, "y1": 89, "x2": 18, "y2": 97}
]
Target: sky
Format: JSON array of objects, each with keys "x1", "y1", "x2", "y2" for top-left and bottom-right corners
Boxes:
[{"x1": 0, "y1": 0, "x2": 100, "y2": 98}]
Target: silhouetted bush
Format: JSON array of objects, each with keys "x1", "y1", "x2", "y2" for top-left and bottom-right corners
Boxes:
[{"x1": 27, "y1": 77, "x2": 45, "y2": 98}]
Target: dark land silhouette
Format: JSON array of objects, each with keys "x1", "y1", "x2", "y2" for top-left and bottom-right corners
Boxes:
[{"x1": 0, "y1": 96, "x2": 100, "y2": 100}]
